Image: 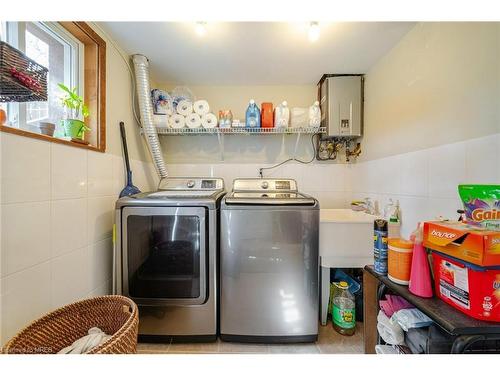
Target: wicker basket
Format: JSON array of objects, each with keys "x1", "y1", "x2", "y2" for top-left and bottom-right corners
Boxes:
[
  {"x1": 0, "y1": 41, "x2": 48, "y2": 103},
  {"x1": 2, "y1": 295, "x2": 138, "y2": 354}
]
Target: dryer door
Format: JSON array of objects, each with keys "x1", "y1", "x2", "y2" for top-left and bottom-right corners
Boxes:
[{"x1": 122, "y1": 206, "x2": 208, "y2": 306}]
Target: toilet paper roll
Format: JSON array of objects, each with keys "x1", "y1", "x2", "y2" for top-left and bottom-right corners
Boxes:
[
  {"x1": 186, "y1": 113, "x2": 202, "y2": 129},
  {"x1": 169, "y1": 114, "x2": 186, "y2": 129},
  {"x1": 201, "y1": 113, "x2": 218, "y2": 128},
  {"x1": 193, "y1": 100, "x2": 210, "y2": 116},
  {"x1": 176, "y1": 99, "x2": 193, "y2": 116}
]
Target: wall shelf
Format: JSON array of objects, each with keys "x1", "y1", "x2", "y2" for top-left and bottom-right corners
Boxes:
[
  {"x1": 150, "y1": 126, "x2": 325, "y2": 162},
  {"x1": 153, "y1": 126, "x2": 326, "y2": 135}
]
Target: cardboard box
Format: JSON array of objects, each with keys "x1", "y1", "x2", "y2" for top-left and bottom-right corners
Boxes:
[{"x1": 423, "y1": 221, "x2": 500, "y2": 267}]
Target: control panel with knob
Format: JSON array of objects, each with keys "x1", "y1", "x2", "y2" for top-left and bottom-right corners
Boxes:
[
  {"x1": 261, "y1": 181, "x2": 269, "y2": 189},
  {"x1": 187, "y1": 180, "x2": 195, "y2": 188}
]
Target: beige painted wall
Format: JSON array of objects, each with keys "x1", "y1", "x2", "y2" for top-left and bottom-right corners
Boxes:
[
  {"x1": 91, "y1": 23, "x2": 154, "y2": 164},
  {"x1": 361, "y1": 22, "x2": 500, "y2": 161},
  {"x1": 156, "y1": 84, "x2": 318, "y2": 163}
]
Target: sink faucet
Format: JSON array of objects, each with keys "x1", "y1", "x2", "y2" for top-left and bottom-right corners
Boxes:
[{"x1": 364, "y1": 197, "x2": 375, "y2": 215}]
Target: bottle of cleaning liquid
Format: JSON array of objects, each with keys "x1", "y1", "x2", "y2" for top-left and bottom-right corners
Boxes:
[
  {"x1": 388, "y1": 200, "x2": 401, "y2": 238},
  {"x1": 245, "y1": 99, "x2": 261, "y2": 128},
  {"x1": 308, "y1": 100, "x2": 321, "y2": 127},
  {"x1": 274, "y1": 101, "x2": 290, "y2": 128},
  {"x1": 383, "y1": 199, "x2": 394, "y2": 220},
  {"x1": 332, "y1": 281, "x2": 356, "y2": 336}
]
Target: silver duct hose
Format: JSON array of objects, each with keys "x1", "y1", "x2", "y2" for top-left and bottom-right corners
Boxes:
[{"x1": 132, "y1": 54, "x2": 168, "y2": 180}]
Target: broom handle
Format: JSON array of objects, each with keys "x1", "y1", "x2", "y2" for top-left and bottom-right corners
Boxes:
[{"x1": 119, "y1": 122, "x2": 132, "y2": 176}]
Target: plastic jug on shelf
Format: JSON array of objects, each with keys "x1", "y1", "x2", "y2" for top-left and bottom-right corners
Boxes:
[
  {"x1": 261, "y1": 102, "x2": 274, "y2": 128},
  {"x1": 308, "y1": 100, "x2": 321, "y2": 127},
  {"x1": 245, "y1": 99, "x2": 261, "y2": 128},
  {"x1": 274, "y1": 101, "x2": 290, "y2": 128}
]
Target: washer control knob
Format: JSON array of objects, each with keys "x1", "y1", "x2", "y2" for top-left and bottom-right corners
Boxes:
[
  {"x1": 187, "y1": 180, "x2": 195, "y2": 188},
  {"x1": 261, "y1": 181, "x2": 269, "y2": 189}
]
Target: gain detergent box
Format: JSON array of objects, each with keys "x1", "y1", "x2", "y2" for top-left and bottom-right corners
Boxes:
[{"x1": 458, "y1": 184, "x2": 500, "y2": 231}]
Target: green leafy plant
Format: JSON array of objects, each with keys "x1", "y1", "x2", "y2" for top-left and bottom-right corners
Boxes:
[{"x1": 58, "y1": 83, "x2": 90, "y2": 120}]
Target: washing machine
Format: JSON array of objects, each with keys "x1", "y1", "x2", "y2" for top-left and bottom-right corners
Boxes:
[
  {"x1": 114, "y1": 177, "x2": 225, "y2": 342},
  {"x1": 220, "y1": 178, "x2": 319, "y2": 343}
]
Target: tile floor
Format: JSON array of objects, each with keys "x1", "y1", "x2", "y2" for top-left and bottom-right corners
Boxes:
[{"x1": 137, "y1": 322, "x2": 364, "y2": 354}]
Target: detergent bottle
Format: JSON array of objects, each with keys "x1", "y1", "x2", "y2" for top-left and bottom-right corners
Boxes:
[
  {"x1": 274, "y1": 101, "x2": 290, "y2": 128},
  {"x1": 308, "y1": 100, "x2": 321, "y2": 127},
  {"x1": 245, "y1": 99, "x2": 261, "y2": 128}
]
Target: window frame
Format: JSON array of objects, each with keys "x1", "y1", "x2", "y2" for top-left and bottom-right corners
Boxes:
[{"x1": 0, "y1": 21, "x2": 106, "y2": 153}]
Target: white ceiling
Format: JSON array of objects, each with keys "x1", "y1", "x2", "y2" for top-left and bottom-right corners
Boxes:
[{"x1": 99, "y1": 22, "x2": 415, "y2": 85}]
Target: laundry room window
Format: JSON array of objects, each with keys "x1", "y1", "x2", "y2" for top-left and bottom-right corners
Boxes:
[{"x1": 0, "y1": 22, "x2": 106, "y2": 152}]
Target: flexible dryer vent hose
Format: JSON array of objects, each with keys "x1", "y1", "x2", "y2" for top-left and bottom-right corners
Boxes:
[{"x1": 132, "y1": 54, "x2": 168, "y2": 180}]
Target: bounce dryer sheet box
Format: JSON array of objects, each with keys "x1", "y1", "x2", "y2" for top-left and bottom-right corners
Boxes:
[{"x1": 423, "y1": 221, "x2": 500, "y2": 267}]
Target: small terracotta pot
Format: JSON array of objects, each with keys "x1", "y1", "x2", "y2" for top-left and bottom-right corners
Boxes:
[{"x1": 38, "y1": 122, "x2": 55, "y2": 136}]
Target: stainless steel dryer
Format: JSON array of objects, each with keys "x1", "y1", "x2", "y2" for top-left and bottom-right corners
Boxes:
[
  {"x1": 114, "y1": 177, "x2": 225, "y2": 342},
  {"x1": 220, "y1": 178, "x2": 319, "y2": 343}
]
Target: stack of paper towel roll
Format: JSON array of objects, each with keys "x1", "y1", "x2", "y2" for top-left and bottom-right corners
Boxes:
[{"x1": 167, "y1": 99, "x2": 218, "y2": 129}]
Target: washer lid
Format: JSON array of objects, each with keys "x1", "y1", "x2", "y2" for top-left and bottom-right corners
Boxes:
[
  {"x1": 148, "y1": 190, "x2": 218, "y2": 198},
  {"x1": 224, "y1": 191, "x2": 316, "y2": 205}
]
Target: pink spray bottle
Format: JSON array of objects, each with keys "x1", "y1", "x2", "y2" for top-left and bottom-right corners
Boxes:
[{"x1": 408, "y1": 223, "x2": 433, "y2": 298}]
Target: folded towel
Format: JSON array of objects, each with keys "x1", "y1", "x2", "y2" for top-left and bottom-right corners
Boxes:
[
  {"x1": 391, "y1": 308, "x2": 433, "y2": 332},
  {"x1": 58, "y1": 327, "x2": 110, "y2": 354},
  {"x1": 379, "y1": 295, "x2": 414, "y2": 318}
]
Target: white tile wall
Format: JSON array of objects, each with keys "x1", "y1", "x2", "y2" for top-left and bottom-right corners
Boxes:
[
  {"x1": 165, "y1": 161, "x2": 351, "y2": 209},
  {"x1": 89, "y1": 238, "x2": 113, "y2": 291},
  {"x1": 0, "y1": 133, "x2": 156, "y2": 345},
  {"x1": 349, "y1": 133, "x2": 500, "y2": 238},
  {"x1": 51, "y1": 198, "x2": 87, "y2": 258},
  {"x1": 1, "y1": 202, "x2": 51, "y2": 277},
  {"x1": 87, "y1": 196, "x2": 114, "y2": 243},
  {"x1": 1, "y1": 135, "x2": 51, "y2": 204},
  {"x1": 50, "y1": 246, "x2": 89, "y2": 308},
  {"x1": 51, "y1": 144, "x2": 88, "y2": 200},
  {"x1": 0, "y1": 131, "x2": 498, "y2": 345},
  {"x1": 1, "y1": 262, "x2": 52, "y2": 344},
  {"x1": 88, "y1": 151, "x2": 114, "y2": 197}
]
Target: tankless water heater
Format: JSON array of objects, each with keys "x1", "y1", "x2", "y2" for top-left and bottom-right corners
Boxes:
[{"x1": 317, "y1": 74, "x2": 364, "y2": 138}]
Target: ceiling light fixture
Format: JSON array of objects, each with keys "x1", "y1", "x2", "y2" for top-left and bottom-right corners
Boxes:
[
  {"x1": 308, "y1": 22, "x2": 320, "y2": 42},
  {"x1": 195, "y1": 22, "x2": 207, "y2": 37}
]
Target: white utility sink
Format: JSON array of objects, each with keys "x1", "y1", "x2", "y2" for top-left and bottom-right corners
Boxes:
[
  {"x1": 320, "y1": 208, "x2": 378, "y2": 268},
  {"x1": 319, "y1": 208, "x2": 379, "y2": 325}
]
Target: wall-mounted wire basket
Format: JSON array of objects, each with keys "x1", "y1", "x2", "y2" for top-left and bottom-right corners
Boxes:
[{"x1": 0, "y1": 41, "x2": 48, "y2": 103}]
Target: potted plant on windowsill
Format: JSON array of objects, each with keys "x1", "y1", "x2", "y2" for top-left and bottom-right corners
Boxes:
[{"x1": 58, "y1": 83, "x2": 90, "y2": 140}]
